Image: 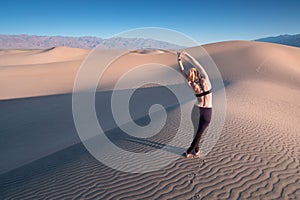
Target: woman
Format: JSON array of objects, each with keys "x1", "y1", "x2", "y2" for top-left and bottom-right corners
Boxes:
[{"x1": 177, "y1": 51, "x2": 212, "y2": 158}]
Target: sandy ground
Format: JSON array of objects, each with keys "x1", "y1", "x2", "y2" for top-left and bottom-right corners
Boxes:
[{"x1": 0, "y1": 41, "x2": 299, "y2": 199}]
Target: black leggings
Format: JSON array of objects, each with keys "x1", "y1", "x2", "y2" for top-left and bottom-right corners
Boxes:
[{"x1": 187, "y1": 107, "x2": 212, "y2": 154}]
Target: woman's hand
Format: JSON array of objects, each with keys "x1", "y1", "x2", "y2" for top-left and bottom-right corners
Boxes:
[
  {"x1": 177, "y1": 51, "x2": 186, "y2": 60},
  {"x1": 178, "y1": 51, "x2": 188, "y2": 79}
]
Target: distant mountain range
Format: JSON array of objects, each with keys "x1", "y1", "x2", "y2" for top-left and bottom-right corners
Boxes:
[
  {"x1": 0, "y1": 34, "x2": 184, "y2": 50},
  {"x1": 255, "y1": 34, "x2": 300, "y2": 48},
  {"x1": 1, "y1": 33, "x2": 299, "y2": 50}
]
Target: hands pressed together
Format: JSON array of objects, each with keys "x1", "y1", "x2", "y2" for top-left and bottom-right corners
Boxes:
[{"x1": 177, "y1": 51, "x2": 186, "y2": 61}]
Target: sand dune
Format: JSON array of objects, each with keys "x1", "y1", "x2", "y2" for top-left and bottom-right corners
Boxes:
[
  {"x1": 0, "y1": 46, "x2": 89, "y2": 65},
  {"x1": 0, "y1": 41, "x2": 299, "y2": 199},
  {"x1": 0, "y1": 47, "x2": 90, "y2": 99},
  {"x1": 201, "y1": 41, "x2": 300, "y2": 86}
]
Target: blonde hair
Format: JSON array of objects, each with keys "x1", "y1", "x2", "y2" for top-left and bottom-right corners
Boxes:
[{"x1": 188, "y1": 68, "x2": 199, "y2": 83}]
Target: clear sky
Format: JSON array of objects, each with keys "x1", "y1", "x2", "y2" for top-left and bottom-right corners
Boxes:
[{"x1": 0, "y1": 0, "x2": 299, "y2": 44}]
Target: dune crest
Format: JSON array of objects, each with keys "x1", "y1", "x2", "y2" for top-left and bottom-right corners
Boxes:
[
  {"x1": 1, "y1": 40, "x2": 299, "y2": 100},
  {"x1": 202, "y1": 41, "x2": 300, "y2": 87},
  {"x1": 0, "y1": 46, "x2": 89, "y2": 66},
  {"x1": 130, "y1": 49, "x2": 167, "y2": 54}
]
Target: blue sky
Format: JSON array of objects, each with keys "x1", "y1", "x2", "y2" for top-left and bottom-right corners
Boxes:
[{"x1": 0, "y1": 0, "x2": 299, "y2": 44}]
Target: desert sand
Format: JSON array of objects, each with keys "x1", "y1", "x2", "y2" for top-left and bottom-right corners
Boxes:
[{"x1": 0, "y1": 41, "x2": 299, "y2": 199}]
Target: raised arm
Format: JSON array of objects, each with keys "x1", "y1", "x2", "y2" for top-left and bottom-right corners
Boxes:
[
  {"x1": 184, "y1": 52, "x2": 207, "y2": 79},
  {"x1": 177, "y1": 52, "x2": 188, "y2": 80}
]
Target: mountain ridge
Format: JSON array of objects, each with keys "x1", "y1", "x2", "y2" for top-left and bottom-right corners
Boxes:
[
  {"x1": 255, "y1": 33, "x2": 300, "y2": 48},
  {"x1": 0, "y1": 34, "x2": 184, "y2": 50}
]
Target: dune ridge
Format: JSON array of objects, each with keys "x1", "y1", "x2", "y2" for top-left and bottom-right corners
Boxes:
[{"x1": 0, "y1": 46, "x2": 89, "y2": 66}]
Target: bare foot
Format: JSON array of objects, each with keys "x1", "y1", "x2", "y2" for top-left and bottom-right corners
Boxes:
[
  {"x1": 195, "y1": 151, "x2": 201, "y2": 158},
  {"x1": 185, "y1": 151, "x2": 193, "y2": 159}
]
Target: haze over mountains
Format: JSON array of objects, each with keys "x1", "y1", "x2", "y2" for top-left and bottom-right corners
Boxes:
[
  {"x1": 256, "y1": 34, "x2": 300, "y2": 48},
  {"x1": 0, "y1": 34, "x2": 184, "y2": 50}
]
